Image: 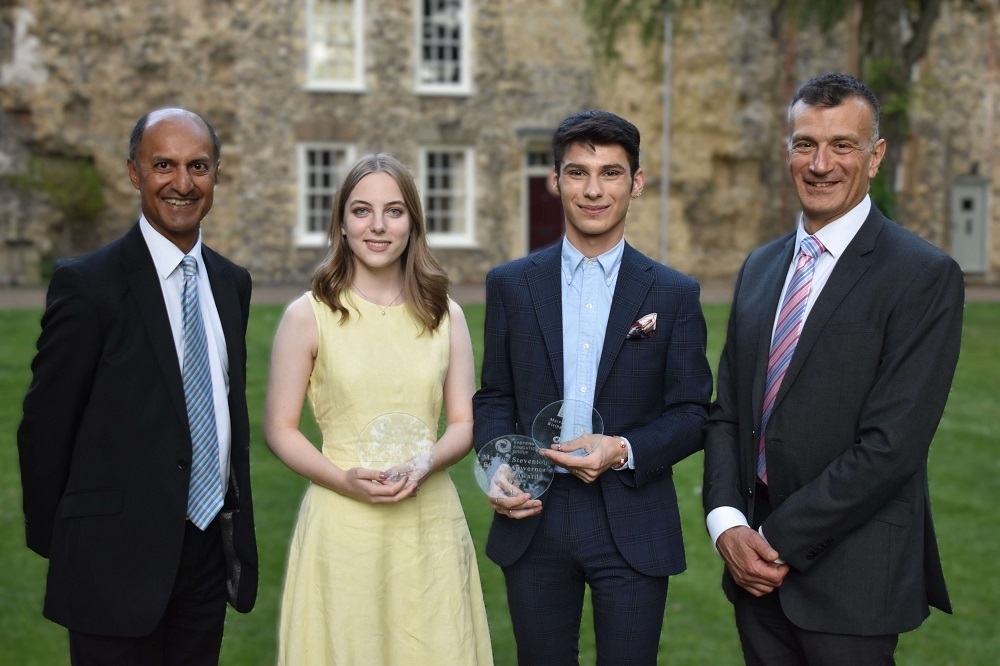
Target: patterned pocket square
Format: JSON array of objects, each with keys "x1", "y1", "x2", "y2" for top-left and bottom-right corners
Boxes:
[{"x1": 626, "y1": 312, "x2": 657, "y2": 340}]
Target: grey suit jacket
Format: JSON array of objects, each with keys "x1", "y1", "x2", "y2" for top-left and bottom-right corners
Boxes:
[{"x1": 703, "y1": 206, "x2": 962, "y2": 635}]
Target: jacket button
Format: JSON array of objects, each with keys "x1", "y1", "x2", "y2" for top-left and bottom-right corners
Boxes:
[{"x1": 177, "y1": 459, "x2": 189, "y2": 470}]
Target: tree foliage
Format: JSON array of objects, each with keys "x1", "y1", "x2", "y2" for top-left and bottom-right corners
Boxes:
[
  {"x1": 8, "y1": 156, "x2": 105, "y2": 221},
  {"x1": 581, "y1": 0, "x2": 968, "y2": 217}
]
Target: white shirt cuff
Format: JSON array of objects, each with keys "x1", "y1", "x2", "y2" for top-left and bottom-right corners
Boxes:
[{"x1": 706, "y1": 506, "x2": 749, "y2": 553}]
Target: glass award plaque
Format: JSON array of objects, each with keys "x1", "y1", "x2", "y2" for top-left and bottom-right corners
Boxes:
[
  {"x1": 357, "y1": 413, "x2": 434, "y2": 481},
  {"x1": 474, "y1": 434, "x2": 554, "y2": 500},
  {"x1": 531, "y1": 399, "x2": 604, "y2": 457}
]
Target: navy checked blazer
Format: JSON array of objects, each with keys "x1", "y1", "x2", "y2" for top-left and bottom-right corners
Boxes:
[{"x1": 472, "y1": 242, "x2": 713, "y2": 576}]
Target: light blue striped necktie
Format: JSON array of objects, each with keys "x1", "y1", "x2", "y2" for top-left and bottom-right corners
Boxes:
[{"x1": 181, "y1": 256, "x2": 223, "y2": 529}]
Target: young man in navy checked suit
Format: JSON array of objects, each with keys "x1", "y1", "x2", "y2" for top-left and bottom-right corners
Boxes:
[
  {"x1": 473, "y1": 110, "x2": 713, "y2": 665},
  {"x1": 703, "y1": 73, "x2": 963, "y2": 665},
  {"x1": 18, "y1": 108, "x2": 257, "y2": 665}
]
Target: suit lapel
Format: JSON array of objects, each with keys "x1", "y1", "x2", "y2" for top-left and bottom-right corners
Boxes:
[
  {"x1": 751, "y1": 234, "x2": 797, "y2": 427},
  {"x1": 202, "y1": 247, "x2": 244, "y2": 393},
  {"x1": 120, "y1": 224, "x2": 189, "y2": 425},
  {"x1": 773, "y1": 212, "x2": 883, "y2": 411},
  {"x1": 596, "y1": 243, "x2": 653, "y2": 398},
  {"x1": 525, "y1": 245, "x2": 565, "y2": 395}
]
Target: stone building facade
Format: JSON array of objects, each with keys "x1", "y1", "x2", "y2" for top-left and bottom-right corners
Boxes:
[{"x1": 1, "y1": 0, "x2": 998, "y2": 287}]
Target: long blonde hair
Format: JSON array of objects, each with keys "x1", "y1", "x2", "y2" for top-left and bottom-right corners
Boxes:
[{"x1": 311, "y1": 153, "x2": 450, "y2": 332}]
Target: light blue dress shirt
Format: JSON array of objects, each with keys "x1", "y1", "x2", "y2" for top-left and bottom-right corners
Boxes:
[{"x1": 557, "y1": 236, "x2": 633, "y2": 470}]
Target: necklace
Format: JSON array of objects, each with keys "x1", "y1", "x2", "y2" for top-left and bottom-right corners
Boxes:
[{"x1": 352, "y1": 284, "x2": 404, "y2": 316}]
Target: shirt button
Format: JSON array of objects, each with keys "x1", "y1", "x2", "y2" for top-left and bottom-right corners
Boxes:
[
  {"x1": 177, "y1": 459, "x2": 190, "y2": 470},
  {"x1": 582, "y1": 343, "x2": 590, "y2": 350},
  {"x1": 580, "y1": 386, "x2": 587, "y2": 393},
  {"x1": 586, "y1": 303, "x2": 593, "y2": 309}
]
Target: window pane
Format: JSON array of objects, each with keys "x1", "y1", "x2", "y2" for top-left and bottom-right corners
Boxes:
[
  {"x1": 419, "y1": 0, "x2": 464, "y2": 85},
  {"x1": 424, "y1": 150, "x2": 467, "y2": 235},
  {"x1": 527, "y1": 150, "x2": 552, "y2": 167},
  {"x1": 310, "y1": 0, "x2": 357, "y2": 83},
  {"x1": 303, "y1": 146, "x2": 348, "y2": 236}
]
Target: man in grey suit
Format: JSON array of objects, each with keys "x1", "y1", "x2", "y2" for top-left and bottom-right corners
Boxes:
[
  {"x1": 18, "y1": 108, "x2": 257, "y2": 664},
  {"x1": 703, "y1": 73, "x2": 962, "y2": 665}
]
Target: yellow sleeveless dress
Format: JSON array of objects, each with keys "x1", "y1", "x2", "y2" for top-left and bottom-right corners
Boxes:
[{"x1": 277, "y1": 293, "x2": 492, "y2": 665}]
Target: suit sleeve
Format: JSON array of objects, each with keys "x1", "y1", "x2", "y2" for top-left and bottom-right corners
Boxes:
[
  {"x1": 765, "y1": 253, "x2": 964, "y2": 571},
  {"x1": 472, "y1": 269, "x2": 518, "y2": 451},
  {"x1": 623, "y1": 280, "x2": 713, "y2": 487},
  {"x1": 702, "y1": 261, "x2": 750, "y2": 514},
  {"x1": 238, "y1": 267, "x2": 251, "y2": 369},
  {"x1": 17, "y1": 265, "x2": 103, "y2": 556}
]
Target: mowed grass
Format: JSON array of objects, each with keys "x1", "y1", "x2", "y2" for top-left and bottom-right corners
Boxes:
[{"x1": 1, "y1": 301, "x2": 997, "y2": 665}]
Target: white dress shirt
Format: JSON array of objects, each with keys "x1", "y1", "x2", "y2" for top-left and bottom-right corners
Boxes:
[{"x1": 140, "y1": 217, "x2": 231, "y2": 493}]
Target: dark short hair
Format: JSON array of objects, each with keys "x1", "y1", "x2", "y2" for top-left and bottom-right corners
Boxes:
[
  {"x1": 788, "y1": 73, "x2": 881, "y2": 145},
  {"x1": 552, "y1": 110, "x2": 641, "y2": 177},
  {"x1": 128, "y1": 109, "x2": 221, "y2": 167}
]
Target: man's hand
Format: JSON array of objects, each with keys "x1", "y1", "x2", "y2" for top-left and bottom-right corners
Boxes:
[
  {"x1": 716, "y1": 525, "x2": 790, "y2": 596},
  {"x1": 489, "y1": 489, "x2": 543, "y2": 519},
  {"x1": 538, "y1": 434, "x2": 623, "y2": 483}
]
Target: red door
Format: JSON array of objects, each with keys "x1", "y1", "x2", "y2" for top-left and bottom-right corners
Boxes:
[{"x1": 528, "y1": 176, "x2": 563, "y2": 252}]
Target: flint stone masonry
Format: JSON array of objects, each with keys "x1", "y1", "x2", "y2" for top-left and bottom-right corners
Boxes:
[{"x1": 1, "y1": 0, "x2": 997, "y2": 286}]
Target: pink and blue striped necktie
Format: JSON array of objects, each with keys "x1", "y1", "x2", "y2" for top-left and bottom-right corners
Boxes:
[
  {"x1": 181, "y1": 256, "x2": 223, "y2": 529},
  {"x1": 758, "y1": 235, "x2": 826, "y2": 484}
]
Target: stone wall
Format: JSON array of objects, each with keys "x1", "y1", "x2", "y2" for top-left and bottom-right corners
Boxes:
[{"x1": 2, "y1": 0, "x2": 998, "y2": 287}]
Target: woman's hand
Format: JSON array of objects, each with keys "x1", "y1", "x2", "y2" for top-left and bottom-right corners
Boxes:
[
  {"x1": 340, "y1": 466, "x2": 419, "y2": 504},
  {"x1": 381, "y1": 452, "x2": 434, "y2": 486}
]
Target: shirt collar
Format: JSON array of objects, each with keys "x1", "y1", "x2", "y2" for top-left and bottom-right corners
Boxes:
[
  {"x1": 139, "y1": 215, "x2": 204, "y2": 279},
  {"x1": 560, "y1": 235, "x2": 625, "y2": 286},
  {"x1": 797, "y1": 194, "x2": 870, "y2": 259}
]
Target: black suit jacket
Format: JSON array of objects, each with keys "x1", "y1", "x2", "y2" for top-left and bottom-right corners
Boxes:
[
  {"x1": 703, "y1": 206, "x2": 962, "y2": 635},
  {"x1": 18, "y1": 223, "x2": 258, "y2": 636},
  {"x1": 473, "y1": 242, "x2": 713, "y2": 576}
]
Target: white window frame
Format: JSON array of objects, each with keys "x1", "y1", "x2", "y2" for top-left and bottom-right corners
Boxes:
[
  {"x1": 414, "y1": 0, "x2": 472, "y2": 96},
  {"x1": 419, "y1": 146, "x2": 477, "y2": 248},
  {"x1": 305, "y1": 0, "x2": 366, "y2": 92},
  {"x1": 296, "y1": 142, "x2": 357, "y2": 248}
]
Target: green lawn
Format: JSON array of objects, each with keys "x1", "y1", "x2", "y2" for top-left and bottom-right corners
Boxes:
[{"x1": 1, "y1": 302, "x2": 997, "y2": 665}]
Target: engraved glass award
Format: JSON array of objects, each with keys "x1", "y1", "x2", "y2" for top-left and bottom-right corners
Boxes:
[
  {"x1": 531, "y1": 399, "x2": 604, "y2": 457},
  {"x1": 474, "y1": 434, "x2": 554, "y2": 500},
  {"x1": 357, "y1": 413, "x2": 435, "y2": 481}
]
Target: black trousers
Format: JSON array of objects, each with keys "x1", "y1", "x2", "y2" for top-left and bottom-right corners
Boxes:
[
  {"x1": 735, "y1": 484, "x2": 899, "y2": 666},
  {"x1": 69, "y1": 518, "x2": 227, "y2": 666}
]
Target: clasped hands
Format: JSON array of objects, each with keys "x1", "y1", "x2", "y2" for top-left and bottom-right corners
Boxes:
[
  {"x1": 715, "y1": 525, "x2": 790, "y2": 597},
  {"x1": 488, "y1": 434, "x2": 624, "y2": 520},
  {"x1": 345, "y1": 453, "x2": 433, "y2": 504}
]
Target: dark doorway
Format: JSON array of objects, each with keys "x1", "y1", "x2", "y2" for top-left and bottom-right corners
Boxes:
[{"x1": 528, "y1": 176, "x2": 562, "y2": 252}]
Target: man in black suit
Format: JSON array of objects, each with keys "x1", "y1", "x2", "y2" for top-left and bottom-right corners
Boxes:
[
  {"x1": 703, "y1": 73, "x2": 962, "y2": 665},
  {"x1": 473, "y1": 110, "x2": 713, "y2": 664},
  {"x1": 18, "y1": 108, "x2": 257, "y2": 665}
]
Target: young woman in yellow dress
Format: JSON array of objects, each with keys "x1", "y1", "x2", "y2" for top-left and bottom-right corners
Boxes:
[{"x1": 264, "y1": 154, "x2": 492, "y2": 665}]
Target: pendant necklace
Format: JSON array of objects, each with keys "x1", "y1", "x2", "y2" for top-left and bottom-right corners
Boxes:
[{"x1": 353, "y1": 284, "x2": 404, "y2": 316}]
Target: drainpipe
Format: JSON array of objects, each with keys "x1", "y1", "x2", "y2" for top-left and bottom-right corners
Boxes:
[{"x1": 659, "y1": 6, "x2": 674, "y2": 265}]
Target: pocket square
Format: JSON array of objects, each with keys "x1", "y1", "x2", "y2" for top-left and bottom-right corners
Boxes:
[{"x1": 626, "y1": 312, "x2": 657, "y2": 340}]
